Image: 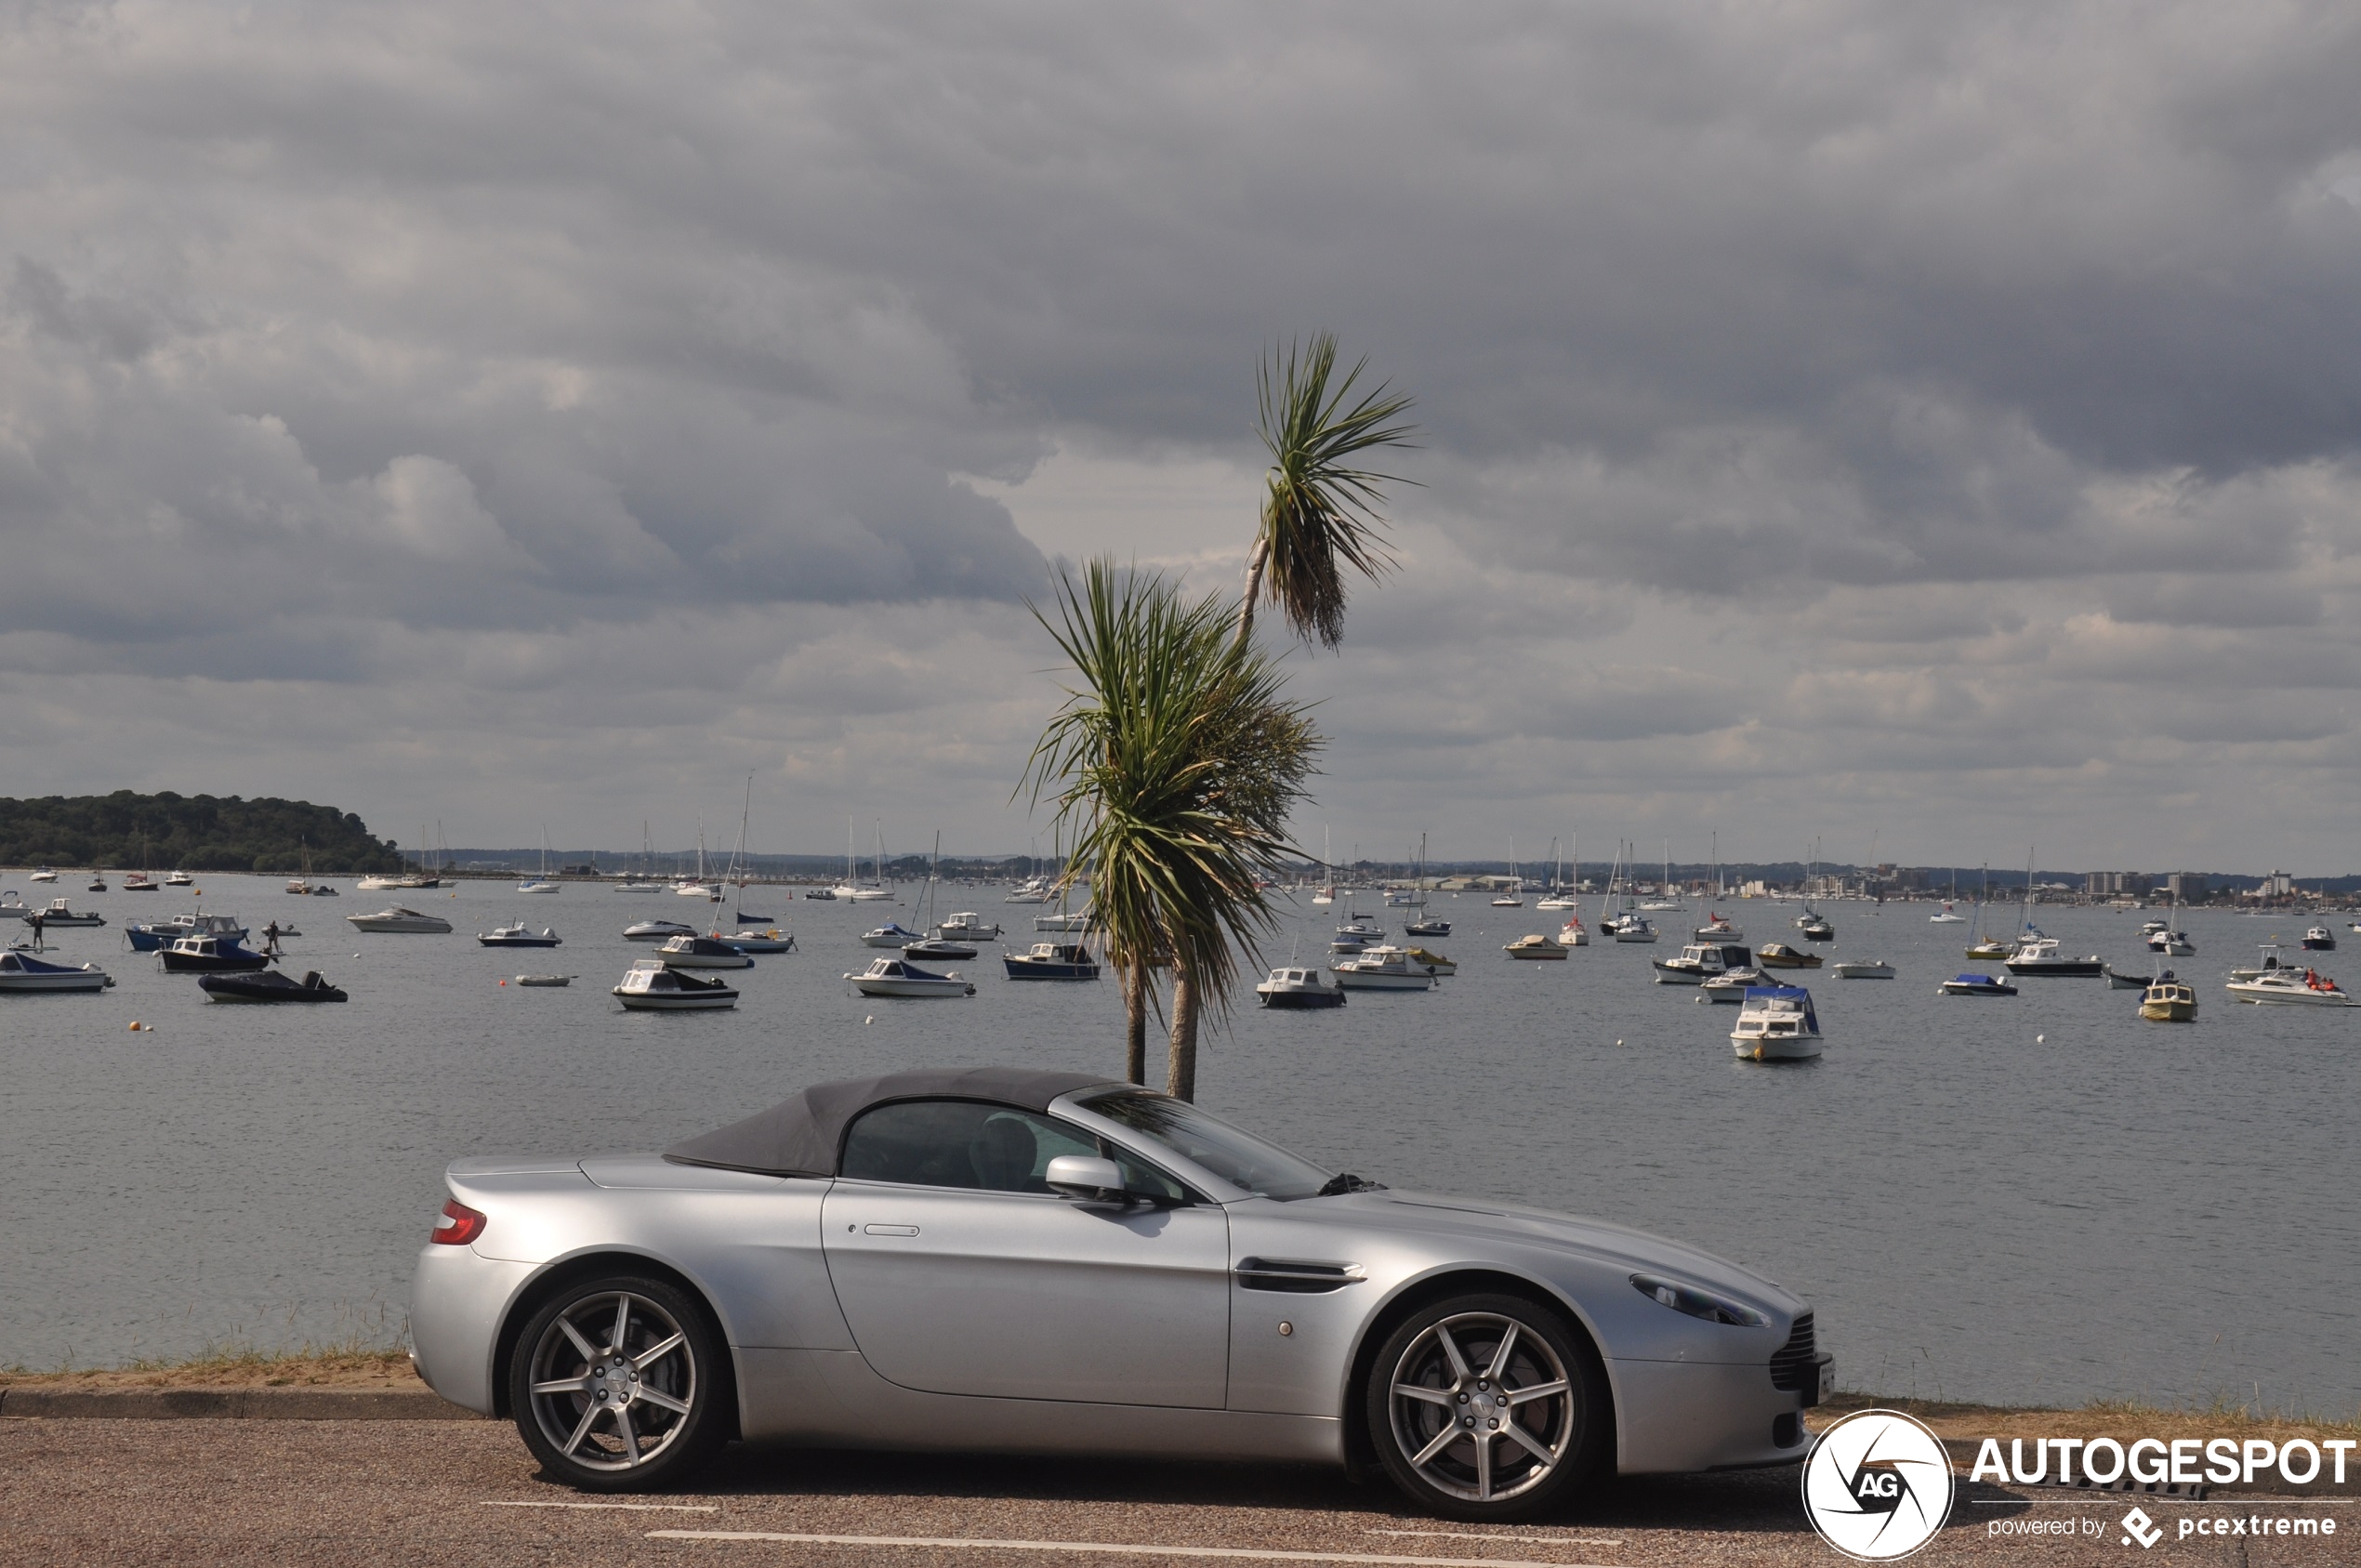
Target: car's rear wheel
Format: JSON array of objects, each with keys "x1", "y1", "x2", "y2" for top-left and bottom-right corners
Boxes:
[
  {"x1": 509, "y1": 1274, "x2": 730, "y2": 1491},
  {"x1": 1365, "y1": 1293, "x2": 1607, "y2": 1521}
]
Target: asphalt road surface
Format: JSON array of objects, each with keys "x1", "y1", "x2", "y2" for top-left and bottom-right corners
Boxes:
[{"x1": 3, "y1": 1418, "x2": 2347, "y2": 1566}]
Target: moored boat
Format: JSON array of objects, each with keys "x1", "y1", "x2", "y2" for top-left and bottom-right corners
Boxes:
[
  {"x1": 2139, "y1": 974, "x2": 2197, "y2": 1021},
  {"x1": 347, "y1": 905, "x2": 454, "y2": 934},
  {"x1": 478, "y1": 923, "x2": 562, "y2": 948},
  {"x1": 1693, "y1": 914, "x2": 1745, "y2": 941},
  {"x1": 2101, "y1": 964, "x2": 2149, "y2": 990},
  {"x1": 1756, "y1": 942, "x2": 1822, "y2": 970},
  {"x1": 0, "y1": 950, "x2": 114, "y2": 992},
  {"x1": 1254, "y1": 966, "x2": 1345, "y2": 1008},
  {"x1": 1404, "y1": 914, "x2": 1453, "y2": 937},
  {"x1": 725, "y1": 928, "x2": 797, "y2": 954},
  {"x1": 1940, "y1": 972, "x2": 2018, "y2": 996},
  {"x1": 1652, "y1": 942, "x2": 1754, "y2": 985},
  {"x1": 655, "y1": 934, "x2": 755, "y2": 969},
  {"x1": 1404, "y1": 946, "x2": 1457, "y2": 975},
  {"x1": 1610, "y1": 913, "x2": 1658, "y2": 943},
  {"x1": 2003, "y1": 934, "x2": 2104, "y2": 978},
  {"x1": 860, "y1": 920, "x2": 925, "y2": 949},
  {"x1": 1730, "y1": 985, "x2": 1823, "y2": 1061},
  {"x1": 2224, "y1": 968, "x2": 2357, "y2": 1007},
  {"x1": 623, "y1": 918, "x2": 699, "y2": 943},
  {"x1": 1698, "y1": 965, "x2": 1769, "y2": 1003},
  {"x1": 1503, "y1": 933, "x2": 1569, "y2": 960},
  {"x1": 1830, "y1": 958, "x2": 1894, "y2": 980},
  {"x1": 158, "y1": 933, "x2": 272, "y2": 972},
  {"x1": 613, "y1": 960, "x2": 739, "y2": 1009},
  {"x1": 1557, "y1": 918, "x2": 1589, "y2": 947},
  {"x1": 1330, "y1": 948, "x2": 1437, "y2": 991},
  {"x1": 23, "y1": 899, "x2": 105, "y2": 929},
  {"x1": 845, "y1": 955, "x2": 974, "y2": 997},
  {"x1": 199, "y1": 968, "x2": 348, "y2": 1003},
  {"x1": 1002, "y1": 942, "x2": 1101, "y2": 980},
  {"x1": 125, "y1": 912, "x2": 248, "y2": 951},
  {"x1": 2302, "y1": 927, "x2": 2337, "y2": 952},
  {"x1": 903, "y1": 937, "x2": 979, "y2": 962},
  {"x1": 936, "y1": 912, "x2": 1003, "y2": 941}
]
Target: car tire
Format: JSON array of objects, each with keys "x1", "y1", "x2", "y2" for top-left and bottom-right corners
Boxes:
[
  {"x1": 508, "y1": 1273, "x2": 732, "y2": 1492},
  {"x1": 1364, "y1": 1292, "x2": 1607, "y2": 1521}
]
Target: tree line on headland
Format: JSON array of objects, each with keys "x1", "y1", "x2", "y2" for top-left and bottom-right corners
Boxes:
[{"x1": 0, "y1": 792, "x2": 406, "y2": 875}]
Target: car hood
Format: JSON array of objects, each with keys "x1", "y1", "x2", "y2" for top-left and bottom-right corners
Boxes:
[{"x1": 1316, "y1": 1188, "x2": 1794, "y2": 1309}]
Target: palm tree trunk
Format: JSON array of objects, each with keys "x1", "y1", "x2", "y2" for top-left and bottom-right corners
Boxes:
[
  {"x1": 1166, "y1": 960, "x2": 1200, "y2": 1101},
  {"x1": 1233, "y1": 534, "x2": 1271, "y2": 653},
  {"x1": 1123, "y1": 957, "x2": 1150, "y2": 1086}
]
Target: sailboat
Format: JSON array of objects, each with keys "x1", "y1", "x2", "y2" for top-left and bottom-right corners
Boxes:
[
  {"x1": 1965, "y1": 863, "x2": 2011, "y2": 958},
  {"x1": 1537, "y1": 837, "x2": 1579, "y2": 910},
  {"x1": 1608, "y1": 842, "x2": 1657, "y2": 942},
  {"x1": 520, "y1": 825, "x2": 561, "y2": 893},
  {"x1": 1794, "y1": 838, "x2": 1834, "y2": 941},
  {"x1": 1691, "y1": 832, "x2": 1741, "y2": 939},
  {"x1": 1639, "y1": 838, "x2": 1685, "y2": 911},
  {"x1": 1311, "y1": 825, "x2": 1335, "y2": 905},
  {"x1": 1929, "y1": 867, "x2": 1966, "y2": 923},
  {"x1": 1490, "y1": 837, "x2": 1523, "y2": 906},
  {"x1": 1405, "y1": 834, "x2": 1452, "y2": 937},
  {"x1": 832, "y1": 818, "x2": 895, "y2": 902}
]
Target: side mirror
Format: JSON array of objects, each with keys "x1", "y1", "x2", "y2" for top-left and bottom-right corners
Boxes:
[{"x1": 1044, "y1": 1155, "x2": 1128, "y2": 1204}]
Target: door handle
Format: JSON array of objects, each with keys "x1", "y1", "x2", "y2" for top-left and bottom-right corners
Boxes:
[{"x1": 863, "y1": 1224, "x2": 920, "y2": 1236}]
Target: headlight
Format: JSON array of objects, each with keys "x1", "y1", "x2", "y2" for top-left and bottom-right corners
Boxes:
[{"x1": 1630, "y1": 1272, "x2": 1768, "y2": 1326}]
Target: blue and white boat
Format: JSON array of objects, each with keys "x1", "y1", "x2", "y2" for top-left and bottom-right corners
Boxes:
[
  {"x1": 0, "y1": 949, "x2": 115, "y2": 992},
  {"x1": 1730, "y1": 985, "x2": 1823, "y2": 1061},
  {"x1": 1002, "y1": 942, "x2": 1101, "y2": 981},
  {"x1": 860, "y1": 920, "x2": 925, "y2": 949}
]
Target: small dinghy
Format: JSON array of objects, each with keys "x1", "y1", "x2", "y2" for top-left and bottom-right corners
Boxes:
[
  {"x1": 622, "y1": 918, "x2": 699, "y2": 943},
  {"x1": 478, "y1": 922, "x2": 561, "y2": 948},
  {"x1": 613, "y1": 960, "x2": 739, "y2": 1009},
  {"x1": 845, "y1": 955, "x2": 973, "y2": 997},
  {"x1": 1002, "y1": 942, "x2": 1101, "y2": 980},
  {"x1": 159, "y1": 934, "x2": 272, "y2": 972},
  {"x1": 1730, "y1": 985, "x2": 1823, "y2": 1061},
  {"x1": 0, "y1": 950, "x2": 115, "y2": 992},
  {"x1": 655, "y1": 934, "x2": 755, "y2": 969},
  {"x1": 514, "y1": 974, "x2": 572, "y2": 987},
  {"x1": 1255, "y1": 966, "x2": 1346, "y2": 1008},
  {"x1": 1940, "y1": 972, "x2": 2019, "y2": 996},
  {"x1": 1831, "y1": 959, "x2": 1894, "y2": 980},
  {"x1": 199, "y1": 968, "x2": 348, "y2": 1003}
]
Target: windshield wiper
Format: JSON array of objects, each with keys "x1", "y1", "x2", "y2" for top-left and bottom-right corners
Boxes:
[{"x1": 1317, "y1": 1172, "x2": 1386, "y2": 1196}]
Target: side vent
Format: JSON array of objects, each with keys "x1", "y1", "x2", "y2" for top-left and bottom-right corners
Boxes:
[{"x1": 1234, "y1": 1258, "x2": 1365, "y2": 1294}]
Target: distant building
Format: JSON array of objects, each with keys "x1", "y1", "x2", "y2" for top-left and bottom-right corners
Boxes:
[
  {"x1": 2085, "y1": 872, "x2": 2153, "y2": 898},
  {"x1": 2168, "y1": 873, "x2": 2210, "y2": 903}
]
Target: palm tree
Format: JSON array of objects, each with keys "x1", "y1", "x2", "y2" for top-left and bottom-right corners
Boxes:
[
  {"x1": 1023, "y1": 559, "x2": 1319, "y2": 1098},
  {"x1": 1236, "y1": 333, "x2": 1419, "y2": 652}
]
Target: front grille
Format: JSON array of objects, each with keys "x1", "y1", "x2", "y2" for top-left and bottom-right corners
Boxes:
[{"x1": 1768, "y1": 1312, "x2": 1816, "y2": 1390}]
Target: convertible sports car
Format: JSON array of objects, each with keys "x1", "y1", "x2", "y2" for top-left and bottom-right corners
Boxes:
[{"x1": 412, "y1": 1067, "x2": 1830, "y2": 1520}]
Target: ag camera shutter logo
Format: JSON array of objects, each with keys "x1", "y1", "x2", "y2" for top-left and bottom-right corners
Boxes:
[{"x1": 1801, "y1": 1409, "x2": 1957, "y2": 1561}]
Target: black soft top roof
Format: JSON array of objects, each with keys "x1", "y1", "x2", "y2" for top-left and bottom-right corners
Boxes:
[{"x1": 663, "y1": 1066, "x2": 1126, "y2": 1177}]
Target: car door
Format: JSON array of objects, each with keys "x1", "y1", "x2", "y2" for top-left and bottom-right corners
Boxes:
[{"x1": 820, "y1": 1099, "x2": 1231, "y2": 1407}]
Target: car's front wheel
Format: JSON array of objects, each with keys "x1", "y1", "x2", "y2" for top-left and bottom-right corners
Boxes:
[
  {"x1": 1365, "y1": 1293, "x2": 1607, "y2": 1520},
  {"x1": 509, "y1": 1274, "x2": 730, "y2": 1491}
]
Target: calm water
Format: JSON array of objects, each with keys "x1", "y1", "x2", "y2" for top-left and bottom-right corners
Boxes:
[{"x1": 4, "y1": 876, "x2": 2355, "y2": 1416}]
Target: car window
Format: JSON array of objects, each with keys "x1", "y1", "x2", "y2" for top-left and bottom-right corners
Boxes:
[
  {"x1": 1079, "y1": 1090, "x2": 1332, "y2": 1200},
  {"x1": 839, "y1": 1099, "x2": 1201, "y2": 1201},
  {"x1": 840, "y1": 1100, "x2": 1097, "y2": 1194}
]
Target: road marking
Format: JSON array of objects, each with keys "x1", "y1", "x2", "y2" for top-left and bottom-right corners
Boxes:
[
  {"x1": 648, "y1": 1532, "x2": 1615, "y2": 1567},
  {"x1": 1367, "y1": 1533, "x2": 1624, "y2": 1548},
  {"x1": 482, "y1": 1499, "x2": 720, "y2": 1511}
]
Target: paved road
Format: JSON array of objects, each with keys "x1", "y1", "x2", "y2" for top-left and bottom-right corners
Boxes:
[{"x1": 2, "y1": 1418, "x2": 2344, "y2": 1566}]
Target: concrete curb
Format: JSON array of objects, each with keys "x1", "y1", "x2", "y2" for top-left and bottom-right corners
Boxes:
[{"x1": 0, "y1": 1387, "x2": 487, "y2": 1420}]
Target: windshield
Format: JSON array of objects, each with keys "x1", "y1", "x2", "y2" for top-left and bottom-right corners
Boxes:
[{"x1": 1079, "y1": 1091, "x2": 1333, "y2": 1201}]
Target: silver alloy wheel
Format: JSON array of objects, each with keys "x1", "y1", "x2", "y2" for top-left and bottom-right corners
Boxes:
[
  {"x1": 1385, "y1": 1310, "x2": 1576, "y2": 1503},
  {"x1": 523, "y1": 1289, "x2": 698, "y2": 1471}
]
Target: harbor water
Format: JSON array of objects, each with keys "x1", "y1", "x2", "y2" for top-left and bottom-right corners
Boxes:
[{"x1": 4, "y1": 876, "x2": 2355, "y2": 1417}]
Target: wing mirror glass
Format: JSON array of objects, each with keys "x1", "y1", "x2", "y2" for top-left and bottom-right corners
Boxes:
[{"x1": 1044, "y1": 1155, "x2": 1128, "y2": 1203}]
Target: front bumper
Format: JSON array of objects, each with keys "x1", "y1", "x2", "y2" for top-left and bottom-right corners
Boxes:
[{"x1": 1610, "y1": 1357, "x2": 1821, "y2": 1473}]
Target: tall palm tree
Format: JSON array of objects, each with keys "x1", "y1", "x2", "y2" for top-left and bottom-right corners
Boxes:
[
  {"x1": 1023, "y1": 560, "x2": 1319, "y2": 1098},
  {"x1": 1237, "y1": 333, "x2": 1419, "y2": 652}
]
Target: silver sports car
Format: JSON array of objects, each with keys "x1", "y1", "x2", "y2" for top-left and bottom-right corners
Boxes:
[{"x1": 412, "y1": 1067, "x2": 1830, "y2": 1520}]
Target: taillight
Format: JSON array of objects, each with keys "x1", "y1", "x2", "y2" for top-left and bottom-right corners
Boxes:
[{"x1": 431, "y1": 1198, "x2": 487, "y2": 1245}]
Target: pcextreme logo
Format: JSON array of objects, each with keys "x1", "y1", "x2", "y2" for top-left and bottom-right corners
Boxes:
[
  {"x1": 2121, "y1": 1508, "x2": 2164, "y2": 1548},
  {"x1": 1802, "y1": 1409, "x2": 1958, "y2": 1561}
]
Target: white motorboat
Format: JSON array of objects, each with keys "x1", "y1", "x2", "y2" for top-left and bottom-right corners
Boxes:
[
  {"x1": 1698, "y1": 966, "x2": 1769, "y2": 1003},
  {"x1": 674, "y1": 882, "x2": 721, "y2": 900},
  {"x1": 861, "y1": 920, "x2": 926, "y2": 949},
  {"x1": 725, "y1": 927, "x2": 797, "y2": 954},
  {"x1": 2003, "y1": 933, "x2": 2104, "y2": 977},
  {"x1": 2147, "y1": 929, "x2": 2196, "y2": 955},
  {"x1": 1002, "y1": 942, "x2": 1101, "y2": 980},
  {"x1": 2139, "y1": 919, "x2": 2168, "y2": 935},
  {"x1": 1330, "y1": 948, "x2": 1438, "y2": 991},
  {"x1": 478, "y1": 923, "x2": 561, "y2": 948},
  {"x1": 845, "y1": 955, "x2": 974, "y2": 997},
  {"x1": 1795, "y1": 910, "x2": 1834, "y2": 942},
  {"x1": 1940, "y1": 972, "x2": 2018, "y2": 996},
  {"x1": 1612, "y1": 913, "x2": 1659, "y2": 943},
  {"x1": 1033, "y1": 907, "x2": 1094, "y2": 931},
  {"x1": 1831, "y1": 959, "x2": 1895, "y2": 980},
  {"x1": 2227, "y1": 945, "x2": 2301, "y2": 982},
  {"x1": 1002, "y1": 875, "x2": 1054, "y2": 904},
  {"x1": 1692, "y1": 915, "x2": 1745, "y2": 941},
  {"x1": 520, "y1": 881, "x2": 563, "y2": 895},
  {"x1": 801, "y1": 887, "x2": 838, "y2": 901},
  {"x1": 0, "y1": 950, "x2": 115, "y2": 992},
  {"x1": 1255, "y1": 966, "x2": 1346, "y2": 1008},
  {"x1": 1503, "y1": 933, "x2": 1569, "y2": 960},
  {"x1": 1330, "y1": 914, "x2": 1386, "y2": 953},
  {"x1": 355, "y1": 875, "x2": 402, "y2": 891},
  {"x1": 28, "y1": 868, "x2": 58, "y2": 884},
  {"x1": 347, "y1": 905, "x2": 454, "y2": 934},
  {"x1": 936, "y1": 912, "x2": 1003, "y2": 941},
  {"x1": 1535, "y1": 891, "x2": 1579, "y2": 910},
  {"x1": 164, "y1": 870, "x2": 193, "y2": 887},
  {"x1": 2302, "y1": 927, "x2": 2337, "y2": 953},
  {"x1": 1489, "y1": 892, "x2": 1523, "y2": 907},
  {"x1": 1652, "y1": 942, "x2": 1754, "y2": 985},
  {"x1": 836, "y1": 884, "x2": 894, "y2": 903},
  {"x1": 23, "y1": 898, "x2": 105, "y2": 928},
  {"x1": 655, "y1": 934, "x2": 755, "y2": 969},
  {"x1": 1730, "y1": 985, "x2": 1824, "y2": 1061},
  {"x1": 613, "y1": 960, "x2": 738, "y2": 1010},
  {"x1": 1929, "y1": 903, "x2": 1967, "y2": 924},
  {"x1": 2224, "y1": 968, "x2": 2357, "y2": 1007},
  {"x1": 624, "y1": 918, "x2": 699, "y2": 943},
  {"x1": 904, "y1": 936, "x2": 979, "y2": 962}
]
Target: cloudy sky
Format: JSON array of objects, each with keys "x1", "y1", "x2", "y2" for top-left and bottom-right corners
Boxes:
[{"x1": 6, "y1": 1, "x2": 2360, "y2": 872}]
